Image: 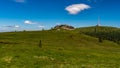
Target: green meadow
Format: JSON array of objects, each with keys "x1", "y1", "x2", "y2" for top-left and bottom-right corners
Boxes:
[{"x1": 0, "y1": 27, "x2": 120, "y2": 68}]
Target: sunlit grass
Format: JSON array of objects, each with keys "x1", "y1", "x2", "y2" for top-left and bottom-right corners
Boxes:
[{"x1": 0, "y1": 30, "x2": 120, "y2": 68}]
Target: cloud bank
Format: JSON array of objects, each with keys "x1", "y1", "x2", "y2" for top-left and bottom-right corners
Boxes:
[
  {"x1": 3, "y1": 25, "x2": 20, "y2": 28},
  {"x1": 24, "y1": 20, "x2": 45, "y2": 29},
  {"x1": 65, "y1": 3, "x2": 91, "y2": 15},
  {"x1": 24, "y1": 20, "x2": 36, "y2": 25}
]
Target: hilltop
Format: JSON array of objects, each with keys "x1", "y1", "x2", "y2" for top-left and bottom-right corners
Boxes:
[
  {"x1": 76, "y1": 26, "x2": 120, "y2": 44},
  {"x1": 53, "y1": 24, "x2": 74, "y2": 30},
  {"x1": 0, "y1": 26, "x2": 120, "y2": 68}
]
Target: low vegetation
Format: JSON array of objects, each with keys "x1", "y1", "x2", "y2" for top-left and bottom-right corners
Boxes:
[
  {"x1": 0, "y1": 26, "x2": 120, "y2": 68},
  {"x1": 77, "y1": 26, "x2": 120, "y2": 44}
]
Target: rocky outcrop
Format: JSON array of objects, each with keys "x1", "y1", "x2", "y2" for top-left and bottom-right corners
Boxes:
[{"x1": 54, "y1": 24, "x2": 74, "y2": 30}]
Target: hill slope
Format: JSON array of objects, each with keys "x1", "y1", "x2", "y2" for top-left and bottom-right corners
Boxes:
[
  {"x1": 0, "y1": 29, "x2": 120, "y2": 68},
  {"x1": 76, "y1": 26, "x2": 120, "y2": 44}
]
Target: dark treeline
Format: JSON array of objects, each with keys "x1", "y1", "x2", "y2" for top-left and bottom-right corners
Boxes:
[{"x1": 79, "y1": 26, "x2": 120, "y2": 44}]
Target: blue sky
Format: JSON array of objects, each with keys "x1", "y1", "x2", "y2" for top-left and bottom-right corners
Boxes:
[{"x1": 0, "y1": 0, "x2": 120, "y2": 31}]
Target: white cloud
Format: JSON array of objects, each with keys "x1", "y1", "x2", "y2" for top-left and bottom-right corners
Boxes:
[
  {"x1": 2, "y1": 25, "x2": 20, "y2": 28},
  {"x1": 14, "y1": 25, "x2": 20, "y2": 28},
  {"x1": 14, "y1": 0, "x2": 26, "y2": 3},
  {"x1": 24, "y1": 20, "x2": 45, "y2": 29},
  {"x1": 24, "y1": 20, "x2": 36, "y2": 25},
  {"x1": 38, "y1": 25, "x2": 45, "y2": 28},
  {"x1": 65, "y1": 3, "x2": 91, "y2": 15}
]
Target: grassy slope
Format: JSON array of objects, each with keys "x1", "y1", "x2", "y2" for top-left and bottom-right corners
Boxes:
[
  {"x1": 75, "y1": 26, "x2": 119, "y2": 33},
  {"x1": 0, "y1": 30, "x2": 120, "y2": 68}
]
